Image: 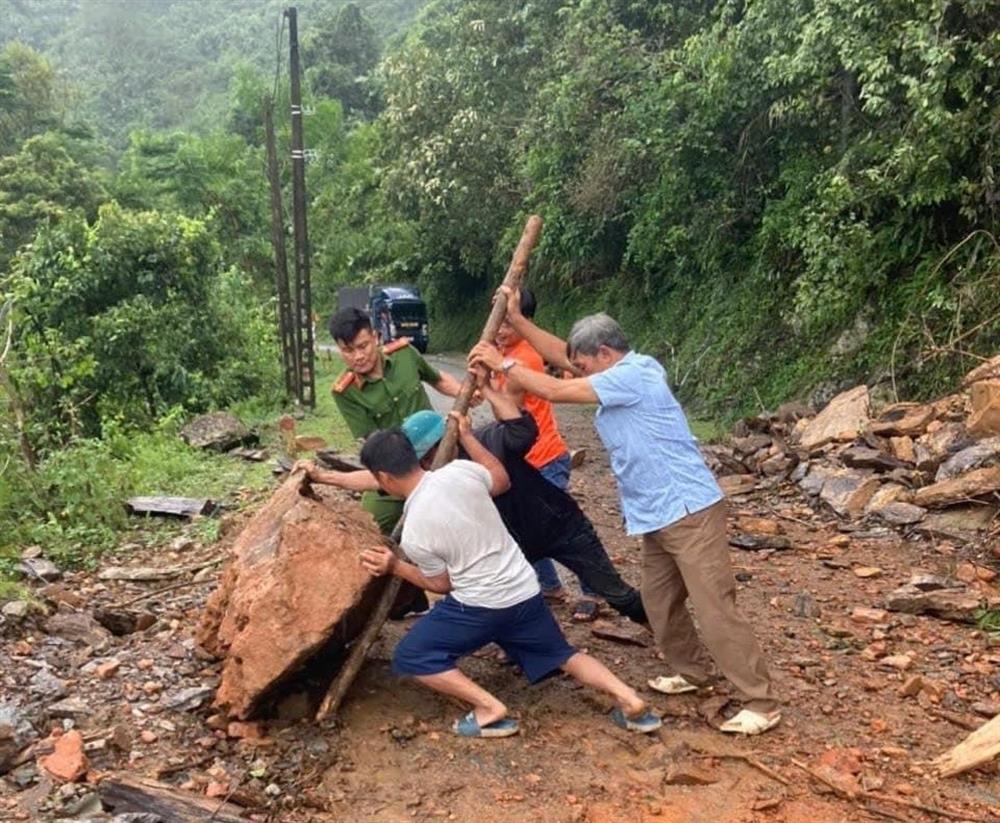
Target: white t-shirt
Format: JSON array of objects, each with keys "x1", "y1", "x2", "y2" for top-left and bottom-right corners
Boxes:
[{"x1": 401, "y1": 460, "x2": 540, "y2": 609}]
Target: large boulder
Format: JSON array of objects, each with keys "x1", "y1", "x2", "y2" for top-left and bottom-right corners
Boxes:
[
  {"x1": 181, "y1": 412, "x2": 253, "y2": 452},
  {"x1": 197, "y1": 472, "x2": 388, "y2": 719},
  {"x1": 799, "y1": 386, "x2": 871, "y2": 450},
  {"x1": 912, "y1": 422, "x2": 973, "y2": 472}
]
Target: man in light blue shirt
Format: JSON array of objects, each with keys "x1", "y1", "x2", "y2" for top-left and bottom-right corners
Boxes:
[{"x1": 470, "y1": 293, "x2": 780, "y2": 736}]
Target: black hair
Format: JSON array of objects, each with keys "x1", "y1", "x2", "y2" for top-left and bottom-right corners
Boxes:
[
  {"x1": 520, "y1": 287, "x2": 537, "y2": 319},
  {"x1": 360, "y1": 429, "x2": 420, "y2": 476},
  {"x1": 329, "y1": 307, "x2": 372, "y2": 344}
]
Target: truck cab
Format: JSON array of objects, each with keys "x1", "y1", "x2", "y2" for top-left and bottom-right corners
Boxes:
[{"x1": 369, "y1": 285, "x2": 429, "y2": 353}]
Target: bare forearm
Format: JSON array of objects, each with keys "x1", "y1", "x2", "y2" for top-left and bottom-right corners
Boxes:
[
  {"x1": 508, "y1": 315, "x2": 576, "y2": 373},
  {"x1": 309, "y1": 468, "x2": 379, "y2": 492},
  {"x1": 393, "y1": 559, "x2": 451, "y2": 594},
  {"x1": 507, "y1": 366, "x2": 598, "y2": 404},
  {"x1": 434, "y1": 371, "x2": 463, "y2": 397}
]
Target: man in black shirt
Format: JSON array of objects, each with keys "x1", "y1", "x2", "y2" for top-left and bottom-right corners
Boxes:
[{"x1": 401, "y1": 381, "x2": 646, "y2": 624}]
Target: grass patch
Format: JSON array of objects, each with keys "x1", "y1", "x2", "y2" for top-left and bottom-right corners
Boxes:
[{"x1": 0, "y1": 354, "x2": 359, "y2": 587}]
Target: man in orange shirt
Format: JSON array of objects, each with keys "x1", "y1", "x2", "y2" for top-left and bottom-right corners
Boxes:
[{"x1": 495, "y1": 289, "x2": 601, "y2": 621}]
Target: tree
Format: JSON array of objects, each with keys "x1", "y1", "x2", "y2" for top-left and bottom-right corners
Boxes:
[
  {"x1": 0, "y1": 41, "x2": 62, "y2": 156},
  {"x1": 304, "y1": 3, "x2": 382, "y2": 118},
  {"x1": 0, "y1": 130, "x2": 107, "y2": 271}
]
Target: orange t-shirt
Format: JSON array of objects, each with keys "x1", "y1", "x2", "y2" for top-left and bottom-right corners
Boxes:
[{"x1": 496, "y1": 338, "x2": 568, "y2": 469}]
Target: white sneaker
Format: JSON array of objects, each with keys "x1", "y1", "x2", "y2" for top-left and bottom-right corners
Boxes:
[{"x1": 647, "y1": 674, "x2": 699, "y2": 695}]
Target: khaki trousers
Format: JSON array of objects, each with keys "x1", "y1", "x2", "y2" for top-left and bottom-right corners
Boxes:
[{"x1": 641, "y1": 500, "x2": 778, "y2": 713}]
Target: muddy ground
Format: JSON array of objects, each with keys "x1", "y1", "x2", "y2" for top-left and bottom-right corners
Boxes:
[{"x1": 2, "y1": 405, "x2": 1000, "y2": 822}]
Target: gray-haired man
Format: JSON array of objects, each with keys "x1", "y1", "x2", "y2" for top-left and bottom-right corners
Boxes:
[{"x1": 469, "y1": 291, "x2": 780, "y2": 735}]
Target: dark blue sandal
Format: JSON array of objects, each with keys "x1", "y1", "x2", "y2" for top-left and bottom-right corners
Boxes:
[
  {"x1": 452, "y1": 712, "x2": 520, "y2": 738},
  {"x1": 610, "y1": 706, "x2": 662, "y2": 734}
]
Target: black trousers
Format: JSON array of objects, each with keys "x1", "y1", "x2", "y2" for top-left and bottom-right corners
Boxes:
[{"x1": 531, "y1": 517, "x2": 646, "y2": 624}]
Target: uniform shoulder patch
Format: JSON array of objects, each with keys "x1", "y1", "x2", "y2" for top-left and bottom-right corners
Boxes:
[
  {"x1": 382, "y1": 338, "x2": 411, "y2": 355},
  {"x1": 332, "y1": 371, "x2": 357, "y2": 394}
]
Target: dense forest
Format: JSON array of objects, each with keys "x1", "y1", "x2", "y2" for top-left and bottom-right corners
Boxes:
[{"x1": 1, "y1": 0, "x2": 998, "y2": 577}]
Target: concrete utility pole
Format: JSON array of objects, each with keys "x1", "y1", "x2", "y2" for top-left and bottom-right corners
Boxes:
[
  {"x1": 263, "y1": 96, "x2": 298, "y2": 399},
  {"x1": 285, "y1": 6, "x2": 316, "y2": 408}
]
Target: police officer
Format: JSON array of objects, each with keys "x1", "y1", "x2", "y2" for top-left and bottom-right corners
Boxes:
[{"x1": 328, "y1": 307, "x2": 462, "y2": 532}]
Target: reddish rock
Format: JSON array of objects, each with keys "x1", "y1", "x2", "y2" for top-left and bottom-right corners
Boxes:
[
  {"x1": 811, "y1": 748, "x2": 863, "y2": 798},
  {"x1": 197, "y1": 472, "x2": 388, "y2": 719},
  {"x1": 963, "y1": 355, "x2": 1000, "y2": 387},
  {"x1": 226, "y1": 721, "x2": 264, "y2": 740},
  {"x1": 968, "y1": 379, "x2": 1000, "y2": 438},
  {"x1": 850, "y1": 607, "x2": 887, "y2": 624},
  {"x1": 799, "y1": 386, "x2": 871, "y2": 450},
  {"x1": 888, "y1": 436, "x2": 916, "y2": 464},
  {"x1": 913, "y1": 466, "x2": 1000, "y2": 507},
  {"x1": 38, "y1": 730, "x2": 88, "y2": 783},
  {"x1": 718, "y1": 474, "x2": 757, "y2": 496},
  {"x1": 95, "y1": 659, "x2": 121, "y2": 680},
  {"x1": 872, "y1": 402, "x2": 937, "y2": 437}
]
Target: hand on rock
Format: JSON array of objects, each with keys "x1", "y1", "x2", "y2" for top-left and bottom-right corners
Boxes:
[{"x1": 359, "y1": 546, "x2": 395, "y2": 577}]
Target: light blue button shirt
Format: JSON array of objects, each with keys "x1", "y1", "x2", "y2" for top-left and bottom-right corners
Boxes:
[{"x1": 588, "y1": 351, "x2": 723, "y2": 536}]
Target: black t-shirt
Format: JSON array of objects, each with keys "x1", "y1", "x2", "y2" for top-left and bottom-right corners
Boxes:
[{"x1": 462, "y1": 412, "x2": 585, "y2": 562}]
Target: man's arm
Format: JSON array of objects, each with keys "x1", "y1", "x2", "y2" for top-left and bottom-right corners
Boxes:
[
  {"x1": 359, "y1": 546, "x2": 452, "y2": 594},
  {"x1": 469, "y1": 344, "x2": 598, "y2": 405},
  {"x1": 433, "y1": 370, "x2": 463, "y2": 397},
  {"x1": 294, "y1": 461, "x2": 380, "y2": 492},
  {"x1": 451, "y1": 411, "x2": 510, "y2": 495},
  {"x1": 498, "y1": 286, "x2": 578, "y2": 374}
]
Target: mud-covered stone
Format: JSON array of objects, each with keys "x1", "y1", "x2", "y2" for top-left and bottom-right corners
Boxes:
[
  {"x1": 871, "y1": 403, "x2": 937, "y2": 437},
  {"x1": 197, "y1": 472, "x2": 388, "y2": 719}
]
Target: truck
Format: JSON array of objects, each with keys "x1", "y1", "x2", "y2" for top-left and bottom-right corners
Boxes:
[{"x1": 336, "y1": 284, "x2": 430, "y2": 353}]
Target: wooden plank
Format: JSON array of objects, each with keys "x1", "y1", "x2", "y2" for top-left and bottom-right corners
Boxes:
[
  {"x1": 933, "y1": 713, "x2": 1000, "y2": 777},
  {"x1": 98, "y1": 774, "x2": 247, "y2": 822},
  {"x1": 125, "y1": 497, "x2": 216, "y2": 518}
]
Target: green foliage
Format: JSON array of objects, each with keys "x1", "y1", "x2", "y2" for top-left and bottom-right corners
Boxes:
[
  {"x1": 3, "y1": 203, "x2": 281, "y2": 449},
  {"x1": 0, "y1": 41, "x2": 62, "y2": 155},
  {"x1": 0, "y1": 0, "x2": 432, "y2": 143},
  {"x1": 304, "y1": 3, "x2": 381, "y2": 119},
  {"x1": 352, "y1": 0, "x2": 1000, "y2": 415},
  {"x1": 0, "y1": 130, "x2": 108, "y2": 269}
]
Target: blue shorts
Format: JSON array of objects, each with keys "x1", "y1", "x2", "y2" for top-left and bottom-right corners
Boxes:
[{"x1": 393, "y1": 593, "x2": 576, "y2": 684}]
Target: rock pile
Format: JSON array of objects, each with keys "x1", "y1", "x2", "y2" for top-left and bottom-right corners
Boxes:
[{"x1": 708, "y1": 355, "x2": 1000, "y2": 546}]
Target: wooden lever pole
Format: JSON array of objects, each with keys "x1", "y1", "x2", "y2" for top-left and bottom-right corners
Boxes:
[{"x1": 315, "y1": 215, "x2": 543, "y2": 721}]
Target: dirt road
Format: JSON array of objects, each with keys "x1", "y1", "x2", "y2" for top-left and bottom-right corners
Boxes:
[{"x1": 2, "y1": 401, "x2": 999, "y2": 822}]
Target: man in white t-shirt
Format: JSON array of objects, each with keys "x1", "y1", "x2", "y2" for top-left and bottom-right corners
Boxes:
[{"x1": 358, "y1": 421, "x2": 661, "y2": 739}]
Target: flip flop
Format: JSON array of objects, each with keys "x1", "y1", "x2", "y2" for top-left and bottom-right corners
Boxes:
[
  {"x1": 647, "y1": 675, "x2": 699, "y2": 695},
  {"x1": 571, "y1": 599, "x2": 600, "y2": 622},
  {"x1": 719, "y1": 709, "x2": 781, "y2": 736},
  {"x1": 452, "y1": 712, "x2": 520, "y2": 738},
  {"x1": 610, "y1": 706, "x2": 662, "y2": 734}
]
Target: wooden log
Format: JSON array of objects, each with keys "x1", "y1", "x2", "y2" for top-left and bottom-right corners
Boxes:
[
  {"x1": 98, "y1": 774, "x2": 247, "y2": 822},
  {"x1": 315, "y1": 214, "x2": 543, "y2": 722},
  {"x1": 933, "y1": 713, "x2": 1000, "y2": 777}
]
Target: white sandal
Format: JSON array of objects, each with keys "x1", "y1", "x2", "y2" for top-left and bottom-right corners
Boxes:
[
  {"x1": 647, "y1": 675, "x2": 698, "y2": 695},
  {"x1": 719, "y1": 709, "x2": 781, "y2": 735}
]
